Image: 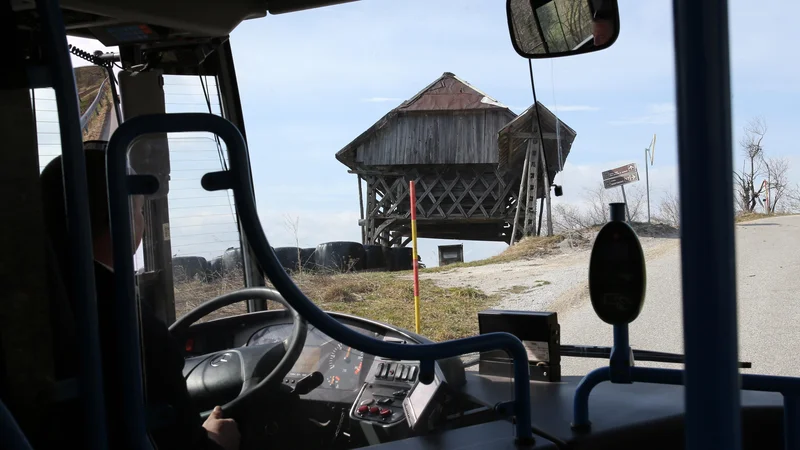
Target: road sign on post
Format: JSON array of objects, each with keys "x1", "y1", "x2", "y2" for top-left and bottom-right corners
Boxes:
[
  {"x1": 602, "y1": 163, "x2": 640, "y2": 189},
  {"x1": 602, "y1": 163, "x2": 640, "y2": 222}
]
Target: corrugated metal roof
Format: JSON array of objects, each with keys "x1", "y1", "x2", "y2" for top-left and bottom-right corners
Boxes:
[
  {"x1": 335, "y1": 72, "x2": 515, "y2": 169},
  {"x1": 398, "y1": 72, "x2": 511, "y2": 112}
]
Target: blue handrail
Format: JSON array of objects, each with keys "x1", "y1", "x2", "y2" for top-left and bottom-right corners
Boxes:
[
  {"x1": 105, "y1": 112, "x2": 535, "y2": 445},
  {"x1": 35, "y1": 0, "x2": 109, "y2": 448},
  {"x1": 573, "y1": 367, "x2": 800, "y2": 450}
]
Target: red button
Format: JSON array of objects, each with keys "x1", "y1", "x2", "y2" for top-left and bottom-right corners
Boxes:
[
  {"x1": 357, "y1": 405, "x2": 369, "y2": 415},
  {"x1": 379, "y1": 408, "x2": 391, "y2": 417},
  {"x1": 369, "y1": 406, "x2": 380, "y2": 415}
]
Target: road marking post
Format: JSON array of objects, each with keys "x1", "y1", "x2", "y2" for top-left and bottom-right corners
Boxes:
[{"x1": 410, "y1": 180, "x2": 421, "y2": 334}]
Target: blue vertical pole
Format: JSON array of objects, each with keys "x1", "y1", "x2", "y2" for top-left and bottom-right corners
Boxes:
[
  {"x1": 35, "y1": 0, "x2": 108, "y2": 449},
  {"x1": 785, "y1": 396, "x2": 800, "y2": 450},
  {"x1": 672, "y1": 1, "x2": 741, "y2": 450}
]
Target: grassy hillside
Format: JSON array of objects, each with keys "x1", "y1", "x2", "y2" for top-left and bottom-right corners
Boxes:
[
  {"x1": 74, "y1": 65, "x2": 113, "y2": 140},
  {"x1": 174, "y1": 269, "x2": 495, "y2": 342}
]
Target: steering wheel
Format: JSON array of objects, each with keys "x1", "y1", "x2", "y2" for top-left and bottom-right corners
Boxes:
[{"x1": 168, "y1": 288, "x2": 307, "y2": 418}]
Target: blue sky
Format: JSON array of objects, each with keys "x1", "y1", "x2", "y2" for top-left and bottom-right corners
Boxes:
[{"x1": 61, "y1": 0, "x2": 800, "y2": 265}]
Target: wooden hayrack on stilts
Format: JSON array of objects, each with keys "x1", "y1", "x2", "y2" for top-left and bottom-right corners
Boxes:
[{"x1": 336, "y1": 72, "x2": 577, "y2": 247}]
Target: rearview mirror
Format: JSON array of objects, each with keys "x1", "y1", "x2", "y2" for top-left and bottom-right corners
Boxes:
[{"x1": 506, "y1": 0, "x2": 620, "y2": 59}]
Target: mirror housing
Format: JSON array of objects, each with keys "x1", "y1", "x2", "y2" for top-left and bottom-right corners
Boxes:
[
  {"x1": 588, "y1": 203, "x2": 646, "y2": 325},
  {"x1": 506, "y1": 0, "x2": 620, "y2": 59}
]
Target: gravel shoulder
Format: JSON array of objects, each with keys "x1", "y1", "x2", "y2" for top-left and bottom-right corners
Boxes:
[{"x1": 421, "y1": 227, "x2": 679, "y2": 316}]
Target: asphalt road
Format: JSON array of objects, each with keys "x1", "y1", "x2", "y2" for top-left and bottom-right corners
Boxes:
[{"x1": 558, "y1": 214, "x2": 800, "y2": 377}]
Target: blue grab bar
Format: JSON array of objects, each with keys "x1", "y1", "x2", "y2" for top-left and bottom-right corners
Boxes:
[
  {"x1": 573, "y1": 367, "x2": 800, "y2": 450},
  {"x1": 105, "y1": 113, "x2": 535, "y2": 445}
]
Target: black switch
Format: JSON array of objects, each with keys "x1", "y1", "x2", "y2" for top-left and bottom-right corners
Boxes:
[
  {"x1": 377, "y1": 363, "x2": 386, "y2": 378},
  {"x1": 377, "y1": 397, "x2": 394, "y2": 406},
  {"x1": 294, "y1": 371, "x2": 323, "y2": 395}
]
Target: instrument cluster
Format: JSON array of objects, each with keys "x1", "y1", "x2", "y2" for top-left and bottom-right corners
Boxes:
[{"x1": 247, "y1": 322, "x2": 379, "y2": 392}]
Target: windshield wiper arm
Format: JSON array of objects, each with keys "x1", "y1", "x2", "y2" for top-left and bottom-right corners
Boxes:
[{"x1": 561, "y1": 345, "x2": 752, "y2": 369}]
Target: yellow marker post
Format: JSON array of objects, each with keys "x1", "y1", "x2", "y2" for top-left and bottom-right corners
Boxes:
[{"x1": 410, "y1": 180, "x2": 421, "y2": 334}]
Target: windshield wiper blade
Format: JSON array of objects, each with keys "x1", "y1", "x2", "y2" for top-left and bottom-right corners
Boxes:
[{"x1": 561, "y1": 345, "x2": 752, "y2": 369}]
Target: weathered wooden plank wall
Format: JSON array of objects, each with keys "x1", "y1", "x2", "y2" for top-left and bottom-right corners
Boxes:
[{"x1": 356, "y1": 110, "x2": 512, "y2": 166}]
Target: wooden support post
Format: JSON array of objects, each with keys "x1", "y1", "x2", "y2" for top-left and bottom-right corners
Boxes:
[
  {"x1": 524, "y1": 137, "x2": 539, "y2": 237},
  {"x1": 357, "y1": 175, "x2": 365, "y2": 244},
  {"x1": 365, "y1": 179, "x2": 376, "y2": 245},
  {"x1": 510, "y1": 145, "x2": 531, "y2": 245},
  {"x1": 540, "y1": 144, "x2": 553, "y2": 236}
]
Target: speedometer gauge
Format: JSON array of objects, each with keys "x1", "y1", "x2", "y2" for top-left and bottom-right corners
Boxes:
[{"x1": 325, "y1": 343, "x2": 364, "y2": 390}]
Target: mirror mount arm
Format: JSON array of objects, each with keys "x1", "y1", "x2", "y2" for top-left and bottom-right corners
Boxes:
[{"x1": 609, "y1": 324, "x2": 633, "y2": 384}]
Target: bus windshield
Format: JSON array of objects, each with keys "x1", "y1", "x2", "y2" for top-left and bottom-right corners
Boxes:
[{"x1": 40, "y1": 0, "x2": 800, "y2": 378}]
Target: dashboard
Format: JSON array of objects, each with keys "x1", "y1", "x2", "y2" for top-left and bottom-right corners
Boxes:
[{"x1": 178, "y1": 309, "x2": 428, "y2": 406}]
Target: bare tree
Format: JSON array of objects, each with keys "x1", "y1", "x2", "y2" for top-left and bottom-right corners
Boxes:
[
  {"x1": 781, "y1": 184, "x2": 800, "y2": 214},
  {"x1": 619, "y1": 185, "x2": 647, "y2": 222},
  {"x1": 283, "y1": 214, "x2": 302, "y2": 271},
  {"x1": 551, "y1": 183, "x2": 648, "y2": 231},
  {"x1": 733, "y1": 117, "x2": 767, "y2": 212},
  {"x1": 763, "y1": 156, "x2": 790, "y2": 213},
  {"x1": 655, "y1": 189, "x2": 681, "y2": 227},
  {"x1": 582, "y1": 184, "x2": 612, "y2": 225},
  {"x1": 552, "y1": 203, "x2": 591, "y2": 232}
]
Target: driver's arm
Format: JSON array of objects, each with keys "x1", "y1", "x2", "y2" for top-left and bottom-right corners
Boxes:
[{"x1": 139, "y1": 300, "x2": 239, "y2": 450}]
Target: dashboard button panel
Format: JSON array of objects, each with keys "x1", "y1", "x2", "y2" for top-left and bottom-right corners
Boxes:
[{"x1": 350, "y1": 359, "x2": 420, "y2": 426}]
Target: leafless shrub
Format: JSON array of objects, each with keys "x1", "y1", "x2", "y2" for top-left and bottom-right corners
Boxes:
[
  {"x1": 764, "y1": 156, "x2": 790, "y2": 213},
  {"x1": 655, "y1": 189, "x2": 681, "y2": 227}
]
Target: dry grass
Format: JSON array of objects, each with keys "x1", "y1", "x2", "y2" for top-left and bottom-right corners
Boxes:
[
  {"x1": 173, "y1": 269, "x2": 495, "y2": 342},
  {"x1": 425, "y1": 235, "x2": 565, "y2": 272},
  {"x1": 735, "y1": 212, "x2": 773, "y2": 223}
]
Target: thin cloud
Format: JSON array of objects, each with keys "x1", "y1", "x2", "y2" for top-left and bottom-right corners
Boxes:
[
  {"x1": 361, "y1": 97, "x2": 404, "y2": 103},
  {"x1": 608, "y1": 102, "x2": 675, "y2": 126}
]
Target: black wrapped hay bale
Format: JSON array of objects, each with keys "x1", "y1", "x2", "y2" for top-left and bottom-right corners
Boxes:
[
  {"x1": 299, "y1": 247, "x2": 317, "y2": 271},
  {"x1": 172, "y1": 256, "x2": 210, "y2": 282},
  {"x1": 388, "y1": 247, "x2": 414, "y2": 271},
  {"x1": 222, "y1": 247, "x2": 243, "y2": 273},
  {"x1": 315, "y1": 241, "x2": 367, "y2": 272},
  {"x1": 274, "y1": 247, "x2": 301, "y2": 272},
  {"x1": 207, "y1": 256, "x2": 224, "y2": 281},
  {"x1": 364, "y1": 245, "x2": 388, "y2": 270}
]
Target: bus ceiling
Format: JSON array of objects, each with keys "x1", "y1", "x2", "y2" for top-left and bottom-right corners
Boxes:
[{"x1": 12, "y1": 0, "x2": 358, "y2": 43}]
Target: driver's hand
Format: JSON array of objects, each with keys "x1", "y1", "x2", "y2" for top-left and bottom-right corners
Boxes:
[{"x1": 203, "y1": 406, "x2": 241, "y2": 450}]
